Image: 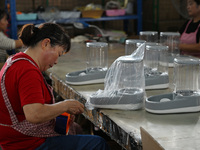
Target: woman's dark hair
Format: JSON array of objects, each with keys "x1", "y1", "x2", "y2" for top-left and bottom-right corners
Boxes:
[
  {"x1": 195, "y1": 0, "x2": 200, "y2": 5},
  {"x1": 0, "y1": 9, "x2": 7, "y2": 20},
  {"x1": 19, "y1": 23, "x2": 71, "y2": 53}
]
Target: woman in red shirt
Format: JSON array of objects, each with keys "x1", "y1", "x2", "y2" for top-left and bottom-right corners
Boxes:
[{"x1": 0, "y1": 23, "x2": 109, "y2": 150}]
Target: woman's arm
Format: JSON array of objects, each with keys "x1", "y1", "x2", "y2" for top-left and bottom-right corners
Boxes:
[
  {"x1": 15, "y1": 39, "x2": 23, "y2": 49},
  {"x1": 23, "y1": 99, "x2": 84, "y2": 124},
  {"x1": 179, "y1": 42, "x2": 200, "y2": 52},
  {"x1": 19, "y1": 70, "x2": 84, "y2": 124},
  {"x1": 0, "y1": 32, "x2": 23, "y2": 50}
]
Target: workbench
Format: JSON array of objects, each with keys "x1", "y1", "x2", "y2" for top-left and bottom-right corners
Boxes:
[{"x1": 46, "y1": 42, "x2": 200, "y2": 150}]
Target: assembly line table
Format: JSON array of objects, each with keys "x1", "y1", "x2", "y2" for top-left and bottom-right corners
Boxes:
[{"x1": 46, "y1": 42, "x2": 200, "y2": 150}]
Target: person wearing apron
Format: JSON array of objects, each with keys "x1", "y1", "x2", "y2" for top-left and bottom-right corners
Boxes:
[
  {"x1": 0, "y1": 23, "x2": 110, "y2": 150},
  {"x1": 179, "y1": 0, "x2": 200, "y2": 58}
]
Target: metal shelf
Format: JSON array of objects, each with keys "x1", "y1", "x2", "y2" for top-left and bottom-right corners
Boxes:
[
  {"x1": 17, "y1": 15, "x2": 139, "y2": 25},
  {"x1": 6, "y1": 0, "x2": 142, "y2": 39}
]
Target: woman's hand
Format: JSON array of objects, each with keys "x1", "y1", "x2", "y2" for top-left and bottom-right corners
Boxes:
[{"x1": 63, "y1": 99, "x2": 85, "y2": 115}]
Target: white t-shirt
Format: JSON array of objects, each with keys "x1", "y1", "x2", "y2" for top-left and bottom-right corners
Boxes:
[{"x1": 0, "y1": 32, "x2": 15, "y2": 62}]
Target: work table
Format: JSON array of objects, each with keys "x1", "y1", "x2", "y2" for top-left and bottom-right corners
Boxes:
[{"x1": 47, "y1": 42, "x2": 200, "y2": 150}]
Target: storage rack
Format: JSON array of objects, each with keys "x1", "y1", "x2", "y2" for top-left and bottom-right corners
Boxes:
[{"x1": 5, "y1": 0, "x2": 142, "y2": 39}]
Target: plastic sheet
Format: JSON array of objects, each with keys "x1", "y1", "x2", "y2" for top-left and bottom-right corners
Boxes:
[
  {"x1": 87, "y1": 43, "x2": 146, "y2": 110},
  {"x1": 125, "y1": 39, "x2": 146, "y2": 55}
]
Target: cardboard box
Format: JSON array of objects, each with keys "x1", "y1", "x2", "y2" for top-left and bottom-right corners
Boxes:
[
  {"x1": 140, "y1": 127, "x2": 165, "y2": 150},
  {"x1": 81, "y1": 10, "x2": 104, "y2": 19}
]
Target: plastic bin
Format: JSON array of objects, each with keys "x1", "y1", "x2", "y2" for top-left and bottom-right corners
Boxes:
[
  {"x1": 106, "y1": 9, "x2": 125, "y2": 16},
  {"x1": 16, "y1": 13, "x2": 37, "y2": 20},
  {"x1": 81, "y1": 10, "x2": 104, "y2": 18}
]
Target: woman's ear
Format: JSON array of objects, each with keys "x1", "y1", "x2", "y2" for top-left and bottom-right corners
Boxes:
[{"x1": 41, "y1": 38, "x2": 51, "y2": 50}]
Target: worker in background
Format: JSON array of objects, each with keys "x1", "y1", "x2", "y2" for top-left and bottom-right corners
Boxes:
[
  {"x1": 179, "y1": 0, "x2": 200, "y2": 57},
  {"x1": 0, "y1": 9, "x2": 23, "y2": 68}
]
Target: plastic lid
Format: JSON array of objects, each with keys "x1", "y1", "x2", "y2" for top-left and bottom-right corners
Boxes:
[
  {"x1": 160, "y1": 32, "x2": 180, "y2": 36},
  {"x1": 139, "y1": 31, "x2": 158, "y2": 35},
  {"x1": 125, "y1": 39, "x2": 146, "y2": 44},
  {"x1": 174, "y1": 56, "x2": 200, "y2": 65},
  {"x1": 146, "y1": 45, "x2": 168, "y2": 51},
  {"x1": 117, "y1": 55, "x2": 142, "y2": 63},
  {"x1": 86, "y1": 42, "x2": 108, "y2": 47},
  {"x1": 146, "y1": 42, "x2": 161, "y2": 47}
]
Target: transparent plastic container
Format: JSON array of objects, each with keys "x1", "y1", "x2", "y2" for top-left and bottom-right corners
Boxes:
[
  {"x1": 139, "y1": 31, "x2": 158, "y2": 42},
  {"x1": 160, "y1": 32, "x2": 180, "y2": 56},
  {"x1": 125, "y1": 39, "x2": 145, "y2": 55},
  {"x1": 144, "y1": 44, "x2": 168, "y2": 75},
  {"x1": 86, "y1": 42, "x2": 108, "y2": 73},
  {"x1": 145, "y1": 56, "x2": 200, "y2": 114},
  {"x1": 173, "y1": 56, "x2": 200, "y2": 96},
  {"x1": 114, "y1": 56, "x2": 145, "y2": 93},
  {"x1": 65, "y1": 42, "x2": 108, "y2": 85},
  {"x1": 144, "y1": 42, "x2": 161, "y2": 69}
]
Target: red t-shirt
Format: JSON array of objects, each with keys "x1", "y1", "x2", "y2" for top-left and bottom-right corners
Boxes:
[{"x1": 0, "y1": 52, "x2": 52, "y2": 150}]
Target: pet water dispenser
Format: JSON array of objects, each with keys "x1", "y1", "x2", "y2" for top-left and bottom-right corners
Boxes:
[
  {"x1": 145, "y1": 56, "x2": 200, "y2": 114},
  {"x1": 125, "y1": 39, "x2": 146, "y2": 55},
  {"x1": 87, "y1": 43, "x2": 146, "y2": 110},
  {"x1": 160, "y1": 32, "x2": 180, "y2": 67},
  {"x1": 144, "y1": 44, "x2": 169, "y2": 89},
  {"x1": 139, "y1": 31, "x2": 158, "y2": 42},
  {"x1": 66, "y1": 42, "x2": 108, "y2": 85}
]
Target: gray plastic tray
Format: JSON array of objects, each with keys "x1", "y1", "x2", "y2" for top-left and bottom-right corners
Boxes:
[
  {"x1": 65, "y1": 69, "x2": 107, "y2": 85},
  {"x1": 145, "y1": 72, "x2": 169, "y2": 89},
  {"x1": 90, "y1": 88, "x2": 144, "y2": 110},
  {"x1": 145, "y1": 93, "x2": 200, "y2": 114}
]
